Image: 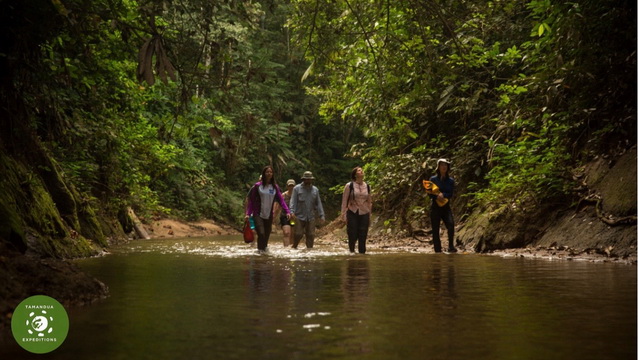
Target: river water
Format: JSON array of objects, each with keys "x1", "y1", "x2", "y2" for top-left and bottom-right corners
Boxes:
[{"x1": 2, "y1": 236, "x2": 636, "y2": 359}]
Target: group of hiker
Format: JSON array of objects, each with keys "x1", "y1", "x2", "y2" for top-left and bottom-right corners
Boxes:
[{"x1": 244, "y1": 158, "x2": 456, "y2": 254}]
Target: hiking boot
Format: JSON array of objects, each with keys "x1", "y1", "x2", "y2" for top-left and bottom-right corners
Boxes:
[{"x1": 448, "y1": 247, "x2": 457, "y2": 253}]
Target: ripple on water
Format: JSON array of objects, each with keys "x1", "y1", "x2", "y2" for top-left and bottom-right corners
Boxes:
[{"x1": 120, "y1": 238, "x2": 377, "y2": 259}]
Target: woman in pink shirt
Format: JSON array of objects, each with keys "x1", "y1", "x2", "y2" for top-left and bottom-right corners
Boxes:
[{"x1": 340, "y1": 166, "x2": 372, "y2": 254}]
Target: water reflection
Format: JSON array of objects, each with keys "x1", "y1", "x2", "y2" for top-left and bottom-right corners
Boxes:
[
  {"x1": 1, "y1": 237, "x2": 634, "y2": 360},
  {"x1": 339, "y1": 257, "x2": 373, "y2": 356},
  {"x1": 342, "y1": 257, "x2": 370, "y2": 313},
  {"x1": 246, "y1": 257, "x2": 282, "y2": 294},
  {"x1": 428, "y1": 258, "x2": 458, "y2": 311}
]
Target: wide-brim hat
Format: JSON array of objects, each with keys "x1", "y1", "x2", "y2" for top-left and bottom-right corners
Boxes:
[
  {"x1": 286, "y1": 179, "x2": 296, "y2": 186},
  {"x1": 301, "y1": 171, "x2": 315, "y2": 180},
  {"x1": 436, "y1": 158, "x2": 451, "y2": 171}
]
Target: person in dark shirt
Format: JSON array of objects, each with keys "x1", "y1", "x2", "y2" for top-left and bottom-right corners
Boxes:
[{"x1": 428, "y1": 159, "x2": 457, "y2": 253}]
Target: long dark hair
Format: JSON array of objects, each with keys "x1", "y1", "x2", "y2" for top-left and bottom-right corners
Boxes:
[
  {"x1": 260, "y1": 165, "x2": 277, "y2": 187},
  {"x1": 350, "y1": 166, "x2": 362, "y2": 181}
]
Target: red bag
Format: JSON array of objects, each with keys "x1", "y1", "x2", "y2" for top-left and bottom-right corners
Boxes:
[{"x1": 243, "y1": 220, "x2": 254, "y2": 243}]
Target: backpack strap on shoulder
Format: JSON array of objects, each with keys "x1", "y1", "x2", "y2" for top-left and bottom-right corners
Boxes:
[
  {"x1": 347, "y1": 182, "x2": 354, "y2": 205},
  {"x1": 348, "y1": 181, "x2": 371, "y2": 204}
]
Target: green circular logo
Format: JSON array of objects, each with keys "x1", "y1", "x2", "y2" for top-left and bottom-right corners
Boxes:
[{"x1": 11, "y1": 295, "x2": 69, "y2": 354}]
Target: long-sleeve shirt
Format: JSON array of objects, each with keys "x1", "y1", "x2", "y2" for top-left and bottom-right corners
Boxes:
[
  {"x1": 246, "y1": 181, "x2": 290, "y2": 219},
  {"x1": 289, "y1": 184, "x2": 325, "y2": 221},
  {"x1": 341, "y1": 181, "x2": 372, "y2": 216},
  {"x1": 428, "y1": 175, "x2": 454, "y2": 202}
]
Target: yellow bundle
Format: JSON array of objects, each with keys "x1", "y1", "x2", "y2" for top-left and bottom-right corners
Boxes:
[{"x1": 422, "y1": 180, "x2": 448, "y2": 207}]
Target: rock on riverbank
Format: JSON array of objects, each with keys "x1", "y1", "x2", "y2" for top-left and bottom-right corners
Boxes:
[{"x1": 0, "y1": 243, "x2": 109, "y2": 333}]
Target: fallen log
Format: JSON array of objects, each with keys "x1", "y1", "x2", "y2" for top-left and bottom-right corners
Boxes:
[{"x1": 127, "y1": 207, "x2": 150, "y2": 239}]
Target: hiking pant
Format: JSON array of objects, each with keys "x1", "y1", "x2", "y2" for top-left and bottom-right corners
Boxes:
[
  {"x1": 293, "y1": 218, "x2": 316, "y2": 248},
  {"x1": 347, "y1": 210, "x2": 370, "y2": 254},
  {"x1": 430, "y1": 203, "x2": 455, "y2": 252},
  {"x1": 254, "y1": 216, "x2": 273, "y2": 251}
]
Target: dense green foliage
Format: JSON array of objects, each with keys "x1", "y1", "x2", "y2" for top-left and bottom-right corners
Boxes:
[
  {"x1": 0, "y1": 0, "x2": 634, "y2": 235},
  {"x1": 1, "y1": 0, "x2": 362, "y2": 227},
  {"x1": 290, "y1": 0, "x2": 636, "y2": 230}
]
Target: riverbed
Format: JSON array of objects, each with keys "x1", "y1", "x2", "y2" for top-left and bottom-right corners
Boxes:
[{"x1": 1, "y1": 236, "x2": 636, "y2": 359}]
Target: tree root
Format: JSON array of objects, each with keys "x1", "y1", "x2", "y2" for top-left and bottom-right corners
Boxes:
[{"x1": 578, "y1": 195, "x2": 637, "y2": 226}]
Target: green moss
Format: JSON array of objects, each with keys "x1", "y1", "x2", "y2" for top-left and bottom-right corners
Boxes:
[
  {"x1": 0, "y1": 154, "x2": 28, "y2": 251},
  {"x1": 0, "y1": 153, "x2": 101, "y2": 258},
  {"x1": 0, "y1": 193, "x2": 26, "y2": 251},
  {"x1": 28, "y1": 178, "x2": 68, "y2": 238},
  {"x1": 78, "y1": 203, "x2": 107, "y2": 247},
  {"x1": 598, "y1": 148, "x2": 637, "y2": 216},
  {"x1": 37, "y1": 156, "x2": 81, "y2": 232}
]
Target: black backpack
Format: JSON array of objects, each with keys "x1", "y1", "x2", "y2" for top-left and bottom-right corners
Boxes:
[{"x1": 348, "y1": 181, "x2": 370, "y2": 204}]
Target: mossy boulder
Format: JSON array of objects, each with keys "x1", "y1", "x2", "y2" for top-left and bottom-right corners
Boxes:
[
  {"x1": 586, "y1": 148, "x2": 637, "y2": 217},
  {"x1": 457, "y1": 149, "x2": 637, "y2": 257},
  {"x1": 457, "y1": 205, "x2": 545, "y2": 252},
  {"x1": 0, "y1": 152, "x2": 109, "y2": 258}
]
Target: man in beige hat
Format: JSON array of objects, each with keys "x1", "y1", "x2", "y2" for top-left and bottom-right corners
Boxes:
[{"x1": 289, "y1": 171, "x2": 325, "y2": 249}]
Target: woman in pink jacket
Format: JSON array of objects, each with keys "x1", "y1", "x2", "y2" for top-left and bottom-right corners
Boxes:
[
  {"x1": 340, "y1": 166, "x2": 372, "y2": 254},
  {"x1": 246, "y1": 165, "x2": 291, "y2": 251}
]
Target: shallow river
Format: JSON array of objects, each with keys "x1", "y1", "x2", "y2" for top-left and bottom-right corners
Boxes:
[{"x1": 2, "y1": 236, "x2": 636, "y2": 359}]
